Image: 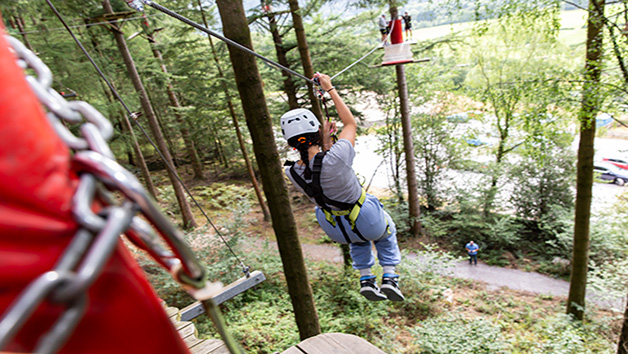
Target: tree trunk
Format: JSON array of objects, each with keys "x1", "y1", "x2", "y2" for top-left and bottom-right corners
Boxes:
[
  {"x1": 483, "y1": 128, "x2": 507, "y2": 217},
  {"x1": 216, "y1": 0, "x2": 321, "y2": 340},
  {"x1": 150, "y1": 87, "x2": 180, "y2": 167},
  {"x1": 263, "y1": 0, "x2": 299, "y2": 109},
  {"x1": 390, "y1": 0, "x2": 421, "y2": 238},
  {"x1": 341, "y1": 243, "x2": 352, "y2": 270},
  {"x1": 197, "y1": 0, "x2": 271, "y2": 222},
  {"x1": 102, "y1": 0, "x2": 196, "y2": 228},
  {"x1": 85, "y1": 27, "x2": 158, "y2": 199},
  {"x1": 619, "y1": 292, "x2": 628, "y2": 354},
  {"x1": 287, "y1": 0, "x2": 324, "y2": 122},
  {"x1": 14, "y1": 14, "x2": 34, "y2": 52},
  {"x1": 147, "y1": 35, "x2": 205, "y2": 180},
  {"x1": 120, "y1": 111, "x2": 159, "y2": 200},
  {"x1": 208, "y1": 123, "x2": 228, "y2": 168},
  {"x1": 396, "y1": 65, "x2": 421, "y2": 237},
  {"x1": 567, "y1": 0, "x2": 605, "y2": 321}
]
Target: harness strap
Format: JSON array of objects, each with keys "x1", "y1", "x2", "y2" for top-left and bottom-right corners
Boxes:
[
  {"x1": 321, "y1": 188, "x2": 367, "y2": 231},
  {"x1": 311, "y1": 153, "x2": 329, "y2": 211},
  {"x1": 336, "y1": 216, "x2": 352, "y2": 244},
  {"x1": 348, "y1": 215, "x2": 368, "y2": 242},
  {"x1": 287, "y1": 153, "x2": 368, "y2": 241}
]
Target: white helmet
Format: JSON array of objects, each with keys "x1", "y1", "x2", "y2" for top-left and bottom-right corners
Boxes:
[{"x1": 280, "y1": 108, "x2": 320, "y2": 140}]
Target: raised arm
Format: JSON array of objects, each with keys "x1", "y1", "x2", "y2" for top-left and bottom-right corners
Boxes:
[{"x1": 313, "y1": 73, "x2": 357, "y2": 146}]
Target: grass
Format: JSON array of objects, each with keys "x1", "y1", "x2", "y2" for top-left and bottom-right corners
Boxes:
[
  {"x1": 140, "y1": 240, "x2": 619, "y2": 353},
  {"x1": 413, "y1": 9, "x2": 587, "y2": 45}
]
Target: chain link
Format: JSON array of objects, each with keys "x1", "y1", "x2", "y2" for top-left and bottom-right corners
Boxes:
[{"x1": 0, "y1": 35, "x2": 208, "y2": 353}]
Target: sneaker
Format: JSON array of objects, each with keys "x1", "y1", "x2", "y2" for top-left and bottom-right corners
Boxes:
[
  {"x1": 359, "y1": 276, "x2": 387, "y2": 301},
  {"x1": 381, "y1": 274, "x2": 405, "y2": 302}
]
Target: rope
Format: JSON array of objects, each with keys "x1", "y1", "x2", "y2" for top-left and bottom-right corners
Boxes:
[
  {"x1": 45, "y1": 0, "x2": 251, "y2": 277},
  {"x1": 331, "y1": 16, "x2": 397, "y2": 80}
]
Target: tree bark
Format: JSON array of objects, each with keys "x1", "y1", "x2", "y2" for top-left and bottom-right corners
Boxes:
[
  {"x1": 617, "y1": 294, "x2": 628, "y2": 354},
  {"x1": 147, "y1": 34, "x2": 205, "y2": 180},
  {"x1": 85, "y1": 26, "x2": 158, "y2": 200},
  {"x1": 216, "y1": 0, "x2": 321, "y2": 340},
  {"x1": 618, "y1": 292, "x2": 628, "y2": 354},
  {"x1": 390, "y1": 1, "x2": 421, "y2": 237},
  {"x1": 197, "y1": 0, "x2": 271, "y2": 222},
  {"x1": 263, "y1": 0, "x2": 299, "y2": 109},
  {"x1": 102, "y1": 0, "x2": 196, "y2": 228},
  {"x1": 567, "y1": 0, "x2": 605, "y2": 321},
  {"x1": 287, "y1": 0, "x2": 324, "y2": 122},
  {"x1": 396, "y1": 64, "x2": 421, "y2": 237},
  {"x1": 14, "y1": 14, "x2": 34, "y2": 52},
  {"x1": 148, "y1": 85, "x2": 180, "y2": 167}
]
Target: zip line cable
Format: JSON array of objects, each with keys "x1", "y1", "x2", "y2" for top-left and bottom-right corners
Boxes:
[
  {"x1": 140, "y1": 0, "x2": 317, "y2": 86},
  {"x1": 135, "y1": 0, "x2": 398, "y2": 84},
  {"x1": 331, "y1": 18, "x2": 396, "y2": 80},
  {"x1": 137, "y1": 1, "x2": 396, "y2": 84},
  {"x1": 44, "y1": 0, "x2": 251, "y2": 277}
]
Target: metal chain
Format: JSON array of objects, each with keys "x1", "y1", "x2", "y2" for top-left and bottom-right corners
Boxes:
[{"x1": 0, "y1": 35, "x2": 210, "y2": 353}]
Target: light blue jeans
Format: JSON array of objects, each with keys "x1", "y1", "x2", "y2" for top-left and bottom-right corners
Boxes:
[{"x1": 315, "y1": 194, "x2": 401, "y2": 269}]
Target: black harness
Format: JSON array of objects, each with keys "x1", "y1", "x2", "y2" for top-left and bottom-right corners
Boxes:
[{"x1": 286, "y1": 152, "x2": 368, "y2": 244}]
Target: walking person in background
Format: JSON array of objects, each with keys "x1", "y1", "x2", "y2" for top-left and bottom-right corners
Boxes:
[
  {"x1": 281, "y1": 73, "x2": 404, "y2": 302},
  {"x1": 402, "y1": 11, "x2": 412, "y2": 40},
  {"x1": 378, "y1": 14, "x2": 389, "y2": 44},
  {"x1": 466, "y1": 241, "x2": 479, "y2": 265}
]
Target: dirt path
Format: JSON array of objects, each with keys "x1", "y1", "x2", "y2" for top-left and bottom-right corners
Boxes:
[{"x1": 248, "y1": 237, "x2": 624, "y2": 310}]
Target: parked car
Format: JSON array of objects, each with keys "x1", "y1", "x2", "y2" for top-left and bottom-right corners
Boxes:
[
  {"x1": 594, "y1": 162, "x2": 628, "y2": 186},
  {"x1": 602, "y1": 157, "x2": 628, "y2": 170},
  {"x1": 465, "y1": 138, "x2": 489, "y2": 146}
]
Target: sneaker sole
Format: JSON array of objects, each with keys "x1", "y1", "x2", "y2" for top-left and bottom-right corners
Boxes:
[
  {"x1": 381, "y1": 285, "x2": 405, "y2": 302},
  {"x1": 360, "y1": 287, "x2": 388, "y2": 301}
]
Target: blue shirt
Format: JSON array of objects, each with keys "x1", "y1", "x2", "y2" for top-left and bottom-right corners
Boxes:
[{"x1": 466, "y1": 243, "x2": 479, "y2": 255}]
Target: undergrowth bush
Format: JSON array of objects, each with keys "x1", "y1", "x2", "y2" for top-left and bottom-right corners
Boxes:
[
  {"x1": 136, "y1": 188, "x2": 620, "y2": 353},
  {"x1": 134, "y1": 201, "x2": 251, "y2": 308},
  {"x1": 193, "y1": 182, "x2": 255, "y2": 209},
  {"x1": 412, "y1": 315, "x2": 507, "y2": 353},
  {"x1": 524, "y1": 314, "x2": 615, "y2": 354}
]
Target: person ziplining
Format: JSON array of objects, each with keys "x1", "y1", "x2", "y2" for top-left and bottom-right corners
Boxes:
[
  {"x1": 122, "y1": 0, "x2": 422, "y2": 302},
  {"x1": 281, "y1": 73, "x2": 405, "y2": 302}
]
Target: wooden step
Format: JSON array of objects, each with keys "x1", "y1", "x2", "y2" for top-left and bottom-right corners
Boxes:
[
  {"x1": 281, "y1": 333, "x2": 386, "y2": 354},
  {"x1": 162, "y1": 303, "x2": 228, "y2": 354}
]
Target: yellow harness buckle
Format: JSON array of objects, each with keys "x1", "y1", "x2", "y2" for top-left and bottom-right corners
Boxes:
[{"x1": 323, "y1": 188, "x2": 366, "y2": 230}]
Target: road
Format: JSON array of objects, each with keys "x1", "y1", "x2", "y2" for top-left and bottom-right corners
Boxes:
[{"x1": 248, "y1": 238, "x2": 624, "y2": 310}]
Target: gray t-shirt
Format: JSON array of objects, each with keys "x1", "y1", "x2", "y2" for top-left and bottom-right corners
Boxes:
[
  {"x1": 378, "y1": 16, "x2": 388, "y2": 29},
  {"x1": 285, "y1": 139, "x2": 362, "y2": 209}
]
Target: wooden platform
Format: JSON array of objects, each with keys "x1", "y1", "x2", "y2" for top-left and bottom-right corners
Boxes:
[
  {"x1": 164, "y1": 303, "x2": 385, "y2": 353},
  {"x1": 164, "y1": 304, "x2": 229, "y2": 354},
  {"x1": 281, "y1": 333, "x2": 386, "y2": 354}
]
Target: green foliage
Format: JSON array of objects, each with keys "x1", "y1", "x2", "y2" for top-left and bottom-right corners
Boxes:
[
  {"x1": 136, "y1": 202, "x2": 251, "y2": 308},
  {"x1": 422, "y1": 208, "x2": 521, "y2": 252},
  {"x1": 193, "y1": 182, "x2": 255, "y2": 209},
  {"x1": 412, "y1": 315, "x2": 507, "y2": 353},
  {"x1": 525, "y1": 314, "x2": 615, "y2": 354},
  {"x1": 587, "y1": 191, "x2": 628, "y2": 303},
  {"x1": 509, "y1": 110, "x2": 576, "y2": 222},
  {"x1": 412, "y1": 112, "x2": 463, "y2": 211}
]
